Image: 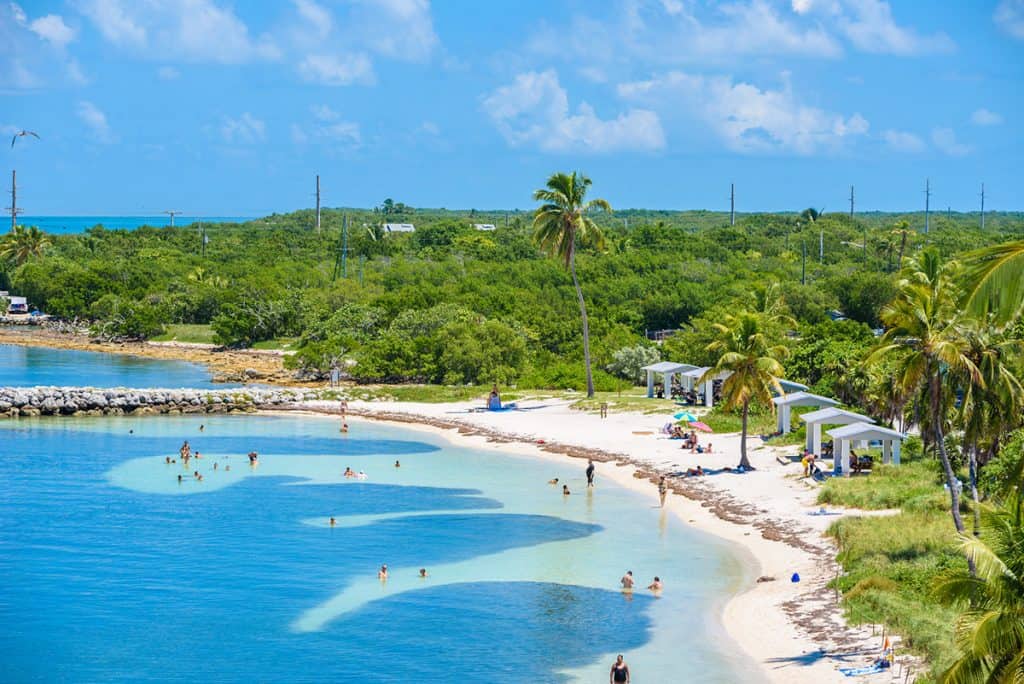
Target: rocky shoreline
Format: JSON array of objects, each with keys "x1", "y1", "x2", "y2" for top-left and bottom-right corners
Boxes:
[{"x1": 0, "y1": 386, "x2": 323, "y2": 418}]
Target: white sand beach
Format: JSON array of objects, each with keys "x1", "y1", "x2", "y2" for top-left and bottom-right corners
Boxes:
[{"x1": 299, "y1": 397, "x2": 912, "y2": 684}]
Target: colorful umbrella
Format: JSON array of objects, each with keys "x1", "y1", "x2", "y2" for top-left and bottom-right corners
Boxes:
[
  {"x1": 689, "y1": 421, "x2": 713, "y2": 433},
  {"x1": 673, "y1": 411, "x2": 698, "y2": 422}
]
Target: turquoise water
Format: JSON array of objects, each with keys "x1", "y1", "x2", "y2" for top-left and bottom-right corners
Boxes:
[
  {"x1": 0, "y1": 413, "x2": 757, "y2": 682},
  {"x1": 17, "y1": 216, "x2": 252, "y2": 235},
  {"x1": 0, "y1": 344, "x2": 232, "y2": 388}
]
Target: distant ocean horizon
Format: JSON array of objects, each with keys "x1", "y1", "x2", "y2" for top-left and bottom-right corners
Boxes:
[{"x1": 15, "y1": 216, "x2": 254, "y2": 235}]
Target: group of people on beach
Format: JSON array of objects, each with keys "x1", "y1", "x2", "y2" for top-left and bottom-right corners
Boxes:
[{"x1": 547, "y1": 459, "x2": 597, "y2": 497}]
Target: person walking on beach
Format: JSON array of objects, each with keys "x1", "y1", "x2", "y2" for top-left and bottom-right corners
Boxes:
[
  {"x1": 620, "y1": 571, "x2": 634, "y2": 591},
  {"x1": 586, "y1": 459, "x2": 595, "y2": 487},
  {"x1": 658, "y1": 475, "x2": 669, "y2": 507},
  {"x1": 610, "y1": 655, "x2": 630, "y2": 683}
]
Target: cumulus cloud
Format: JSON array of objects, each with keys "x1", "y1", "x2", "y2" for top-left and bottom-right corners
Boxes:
[
  {"x1": 482, "y1": 70, "x2": 665, "y2": 154},
  {"x1": 221, "y1": 113, "x2": 266, "y2": 144},
  {"x1": 77, "y1": 100, "x2": 115, "y2": 143},
  {"x1": 931, "y1": 127, "x2": 972, "y2": 157},
  {"x1": 356, "y1": 0, "x2": 438, "y2": 62},
  {"x1": 882, "y1": 129, "x2": 925, "y2": 152},
  {"x1": 78, "y1": 0, "x2": 279, "y2": 63},
  {"x1": 291, "y1": 105, "x2": 362, "y2": 147},
  {"x1": 293, "y1": 0, "x2": 333, "y2": 41},
  {"x1": 298, "y1": 53, "x2": 374, "y2": 86},
  {"x1": 618, "y1": 71, "x2": 868, "y2": 155},
  {"x1": 971, "y1": 108, "x2": 1003, "y2": 126},
  {"x1": 994, "y1": 0, "x2": 1024, "y2": 39},
  {"x1": 27, "y1": 13, "x2": 76, "y2": 48},
  {"x1": 836, "y1": 0, "x2": 955, "y2": 55}
]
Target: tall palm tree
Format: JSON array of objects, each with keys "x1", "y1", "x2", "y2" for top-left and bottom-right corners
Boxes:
[
  {"x1": 955, "y1": 328, "x2": 1023, "y2": 535},
  {"x1": 532, "y1": 171, "x2": 611, "y2": 398},
  {"x1": 868, "y1": 251, "x2": 981, "y2": 542},
  {"x1": 934, "y1": 492, "x2": 1024, "y2": 683},
  {"x1": 959, "y1": 239, "x2": 1024, "y2": 326},
  {"x1": 701, "y1": 312, "x2": 787, "y2": 470},
  {"x1": 891, "y1": 220, "x2": 912, "y2": 270},
  {"x1": 0, "y1": 225, "x2": 52, "y2": 266}
]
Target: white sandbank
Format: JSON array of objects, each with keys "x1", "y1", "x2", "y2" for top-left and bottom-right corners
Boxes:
[{"x1": 296, "y1": 398, "x2": 911, "y2": 684}]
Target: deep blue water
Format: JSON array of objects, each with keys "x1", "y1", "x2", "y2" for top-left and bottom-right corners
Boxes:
[
  {"x1": 0, "y1": 414, "x2": 753, "y2": 682},
  {"x1": 0, "y1": 344, "x2": 231, "y2": 388},
  {"x1": 17, "y1": 216, "x2": 252, "y2": 235}
]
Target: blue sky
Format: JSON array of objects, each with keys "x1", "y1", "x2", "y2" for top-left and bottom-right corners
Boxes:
[{"x1": 2, "y1": 0, "x2": 1023, "y2": 215}]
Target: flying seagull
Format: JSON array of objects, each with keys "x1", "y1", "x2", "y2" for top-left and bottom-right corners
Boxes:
[{"x1": 11, "y1": 130, "x2": 40, "y2": 148}]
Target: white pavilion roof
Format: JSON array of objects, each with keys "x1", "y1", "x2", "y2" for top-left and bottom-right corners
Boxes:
[
  {"x1": 800, "y1": 407, "x2": 875, "y2": 425},
  {"x1": 827, "y1": 423, "x2": 905, "y2": 441},
  {"x1": 642, "y1": 362, "x2": 697, "y2": 373},
  {"x1": 772, "y1": 391, "x2": 840, "y2": 408}
]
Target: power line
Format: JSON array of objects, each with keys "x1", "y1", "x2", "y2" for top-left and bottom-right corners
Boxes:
[
  {"x1": 729, "y1": 183, "x2": 735, "y2": 226},
  {"x1": 980, "y1": 182, "x2": 986, "y2": 231},
  {"x1": 924, "y1": 179, "x2": 931, "y2": 234},
  {"x1": 6, "y1": 170, "x2": 21, "y2": 231},
  {"x1": 849, "y1": 185, "x2": 855, "y2": 219}
]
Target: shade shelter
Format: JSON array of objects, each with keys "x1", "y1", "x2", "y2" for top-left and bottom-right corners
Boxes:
[
  {"x1": 642, "y1": 362, "x2": 699, "y2": 398},
  {"x1": 800, "y1": 407, "x2": 875, "y2": 456},
  {"x1": 679, "y1": 366, "x2": 732, "y2": 407},
  {"x1": 778, "y1": 378, "x2": 809, "y2": 393},
  {"x1": 826, "y1": 423, "x2": 905, "y2": 476},
  {"x1": 771, "y1": 392, "x2": 839, "y2": 434}
]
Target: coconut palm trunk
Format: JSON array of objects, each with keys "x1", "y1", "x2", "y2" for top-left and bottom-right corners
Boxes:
[
  {"x1": 931, "y1": 373, "x2": 977, "y2": 575},
  {"x1": 739, "y1": 398, "x2": 752, "y2": 470},
  {"x1": 568, "y1": 242, "x2": 595, "y2": 397}
]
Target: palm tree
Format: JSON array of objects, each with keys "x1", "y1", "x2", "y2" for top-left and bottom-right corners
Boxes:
[
  {"x1": 751, "y1": 282, "x2": 797, "y2": 328},
  {"x1": 701, "y1": 312, "x2": 787, "y2": 470},
  {"x1": 891, "y1": 220, "x2": 912, "y2": 270},
  {"x1": 532, "y1": 171, "x2": 611, "y2": 398},
  {"x1": 959, "y1": 239, "x2": 1024, "y2": 326},
  {"x1": 934, "y1": 492, "x2": 1024, "y2": 683},
  {"x1": 955, "y1": 328, "x2": 1023, "y2": 535},
  {"x1": 868, "y1": 251, "x2": 981, "y2": 542},
  {"x1": 0, "y1": 225, "x2": 52, "y2": 266}
]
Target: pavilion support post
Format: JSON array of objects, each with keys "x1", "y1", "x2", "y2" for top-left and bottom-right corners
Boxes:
[
  {"x1": 882, "y1": 440, "x2": 892, "y2": 465},
  {"x1": 893, "y1": 441, "x2": 901, "y2": 465},
  {"x1": 646, "y1": 370, "x2": 654, "y2": 398},
  {"x1": 704, "y1": 380, "x2": 713, "y2": 407},
  {"x1": 839, "y1": 440, "x2": 851, "y2": 476}
]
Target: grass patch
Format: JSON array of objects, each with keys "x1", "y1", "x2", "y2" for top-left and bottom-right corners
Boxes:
[
  {"x1": 571, "y1": 390, "x2": 679, "y2": 415},
  {"x1": 818, "y1": 461, "x2": 950, "y2": 512},
  {"x1": 251, "y1": 337, "x2": 297, "y2": 351},
  {"x1": 702, "y1": 406, "x2": 776, "y2": 435},
  {"x1": 151, "y1": 324, "x2": 216, "y2": 344}
]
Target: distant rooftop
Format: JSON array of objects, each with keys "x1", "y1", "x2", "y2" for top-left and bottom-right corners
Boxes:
[{"x1": 384, "y1": 223, "x2": 415, "y2": 233}]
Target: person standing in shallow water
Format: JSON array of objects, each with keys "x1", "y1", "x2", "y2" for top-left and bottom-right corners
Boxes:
[
  {"x1": 586, "y1": 459, "x2": 595, "y2": 487},
  {"x1": 658, "y1": 475, "x2": 669, "y2": 507},
  {"x1": 610, "y1": 654, "x2": 630, "y2": 683},
  {"x1": 620, "y1": 571, "x2": 634, "y2": 591}
]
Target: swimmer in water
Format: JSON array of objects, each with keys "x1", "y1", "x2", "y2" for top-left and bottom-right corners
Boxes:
[
  {"x1": 194, "y1": 451, "x2": 201, "y2": 460},
  {"x1": 378, "y1": 565, "x2": 388, "y2": 581},
  {"x1": 419, "y1": 568, "x2": 428, "y2": 578},
  {"x1": 548, "y1": 478, "x2": 559, "y2": 485},
  {"x1": 165, "y1": 456, "x2": 171, "y2": 464},
  {"x1": 197, "y1": 474, "x2": 203, "y2": 481},
  {"x1": 647, "y1": 576, "x2": 663, "y2": 592},
  {"x1": 225, "y1": 465, "x2": 230, "y2": 471},
  {"x1": 356, "y1": 470, "x2": 367, "y2": 480},
  {"x1": 177, "y1": 474, "x2": 182, "y2": 483},
  {"x1": 343, "y1": 467, "x2": 354, "y2": 478},
  {"x1": 562, "y1": 484, "x2": 571, "y2": 496},
  {"x1": 341, "y1": 422, "x2": 349, "y2": 434},
  {"x1": 620, "y1": 571, "x2": 634, "y2": 591},
  {"x1": 329, "y1": 517, "x2": 336, "y2": 527},
  {"x1": 129, "y1": 429, "x2": 134, "y2": 434},
  {"x1": 213, "y1": 462, "x2": 218, "y2": 470},
  {"x1": 199, "y1": 424, "x2": 205, "y2": 432},
  {"x1": 395, "y1": 460, "x2": 401, "y2": 468}
]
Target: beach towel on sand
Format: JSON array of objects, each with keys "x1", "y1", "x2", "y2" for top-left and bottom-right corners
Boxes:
[{"x1": 839, "y1": 662, "x2": 889, "y2": 676}]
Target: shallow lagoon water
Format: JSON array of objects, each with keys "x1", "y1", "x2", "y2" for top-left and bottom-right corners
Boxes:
[
  {"x1": 0, "y1": 413, "x2": 759, "y2": 682},
  {"x1": 0, "y1": 344, "x2": 232, "y2": 388}
]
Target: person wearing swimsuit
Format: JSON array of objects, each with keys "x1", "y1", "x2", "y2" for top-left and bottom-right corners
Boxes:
[
  {"x1": 610, "y1": 654, "x2": 630, "y2": 683},
  {"x1": 586, "y1": 460, "x2": 595, "y2": 487}
]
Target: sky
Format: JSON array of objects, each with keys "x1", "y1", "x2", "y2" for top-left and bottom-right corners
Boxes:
[{"x1": 2, "y1": 0, "x2": 1023, "y2": 215}]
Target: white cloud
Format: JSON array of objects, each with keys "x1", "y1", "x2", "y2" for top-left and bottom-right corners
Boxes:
[
  {"x1": 618, "y1": 71, "x2": 868, "y2": 155},
  {"x1": 355, "y1": 0, "x2": 438, "y2": 62},
  {"x1": 311, "y1": 104, "x2": 340, "y2": 121},
  {"x1": 290, "y1": 124, "x2": 309, "y2": 144},
  {"x1": 77, "y1": 100, "x2": 115, "y2": 143},
  {"x1": 298, "y1": 53, "x2": 374, "y2": 86},
  {"x1": 78, "y1": 0, "x2": 279, "y2": 63},
  {"x1": 157, "y1": 66, "x2": 179, "y2": 80},
  {"x1": 971, "y1": 108, "x2": 1003, "y2": 126},
  {"x1": 292, "y1": 107, "x2": 361, "y2": 146},
  {"x1": 221, "y1": 112, "x2": 266, "y2": 144},
  {"x1": 931, "y1": 127, "x2": 972, "y2": 157},
  {"x1": 293, "y1": 0, "x2": 332, "y2": 41},
  {"x1": 836, "y1": 0, "x2": 955, "y2": 55},
  {"x1": 882, "y1": 129, "x2": 925, "y2": 152},
  {"x1": 66, "y1": 58, "x2": 88, "y2": 84},
  {"x1": 995, "y1": 0, "x2": 1024, "y2": 39},
  {"x1": 28, "y1": 14, "x2": 76, "y2": 48},
  {"x1": 791, "y1": 0, "x2": 815, "y2": 14},
  {"x1": 483, "y1": 70, "x2": 665, "y2": 154}
]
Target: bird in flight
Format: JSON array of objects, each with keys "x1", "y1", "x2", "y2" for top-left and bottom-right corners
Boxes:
[{"x1": 11, "y1": 130, "x2": 40, "y2": 148}]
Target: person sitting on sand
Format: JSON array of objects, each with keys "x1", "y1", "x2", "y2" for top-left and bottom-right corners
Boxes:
[
  {"x1": 620, "y1": 571, "x2": 634, "y2": 591},
  {"x1": 562, "y1": 484, "x2": 571, "y2": 496},
  {"x1": 658, "y1": 475, "x2": 669, "y2": 507},
  {"x1": 647, "y1": 576, "x2": 663, "y2": 592},
  {"x1": 419, "y1": 568, "x2": 428, "y2": 578},
  {"x1": 706, "y1": 442, "x2": 713, "y2": 453},
  {"x1": 487, "y1": 384, "x2": 502, "y2": 410},
  {"x1": 329, "y1": 517, "x2": 336, "y2": 527},
  {"x1": 378, "y1": 564, "x2": 388, "y2": 581},
  {"x1": 548, "y1": 478, "x2": 559, "y2": 485}
]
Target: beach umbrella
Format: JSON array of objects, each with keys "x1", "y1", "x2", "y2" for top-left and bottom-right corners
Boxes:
[
  {"x1": 689, "y1": 421, "x2": 713, "y2": 433},
  {"x1": 673, "y1": 411, "x2": 697, "y2": 422}
]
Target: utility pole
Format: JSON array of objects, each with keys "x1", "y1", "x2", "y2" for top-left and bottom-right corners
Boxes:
[
  {"x1": 6, "y1": 170, "x2": 19, "y2": 231},
  {"x1": 200, "y1": 221, "x2": 207, "y2": 258},
  {"x1": 980, "y1": 183, "x2": 986, "y2": 230},
  {"x1": 924, "y1": 179, "x2": 931, "y2": 234},
  {"x1": 819, "y1": 230, "x2": 824, "y2": 263},
  {"x1": 801, "y1": 242, "x2": 806, "y2": 285},
  {"x1": 164, "y1": 210, "x2": 181, "y2": 227},
  {"x1": 315, "y1": 174, "x2": 321, "y2": 234},
  {"x1": 342, "y1": 213, "x2": 348, "y2": 278},
  {"x1": 849, "y1": 185, "x2": 855, "y2": 219},
  {"x1": 730, "y1": 183, "x2": 736, "y2": 226}
]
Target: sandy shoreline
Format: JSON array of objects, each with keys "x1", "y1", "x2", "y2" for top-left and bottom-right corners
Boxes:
[{"x1": 288, "y1": 399, "x2": 911, "y2": 684}]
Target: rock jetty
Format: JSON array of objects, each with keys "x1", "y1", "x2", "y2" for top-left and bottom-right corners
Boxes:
[{"x1": 0, "y1": 386, "x2": 322, "y2": 418}]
